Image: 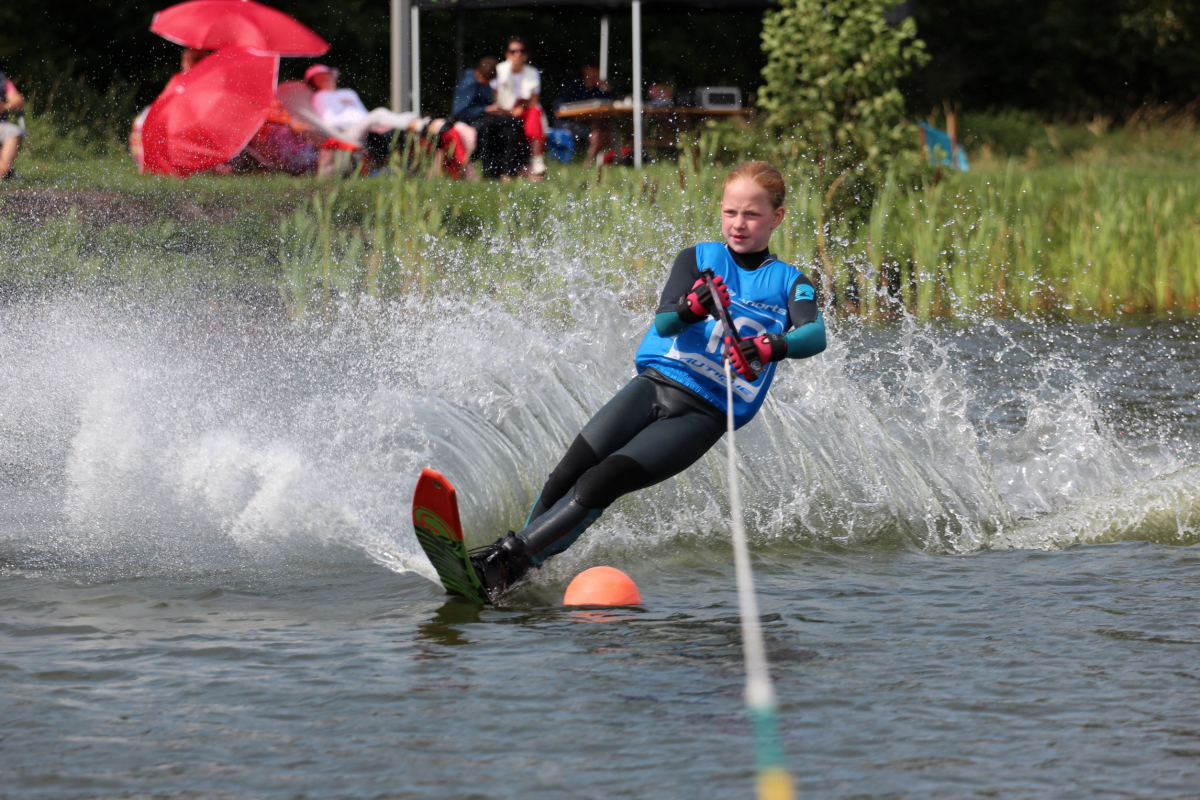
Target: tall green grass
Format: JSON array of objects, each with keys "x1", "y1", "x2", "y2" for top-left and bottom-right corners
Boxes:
[
  {"x1": 851, "y1": 165, "x2": 1200, "y2": 317},
  {"x1": 271, "y1": 162, "x2": 1200, "y2": 320},
  {"x1": 274, "y1": 164, "x2": 724, "y2": 313},
  {"x1": 3, "y1": 146, "x2": 1198, "y2": 321}
]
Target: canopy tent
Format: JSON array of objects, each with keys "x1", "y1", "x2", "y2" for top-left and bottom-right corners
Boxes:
[{"x1": 390, "y1": 0, "x2": 774, "y2": 168}]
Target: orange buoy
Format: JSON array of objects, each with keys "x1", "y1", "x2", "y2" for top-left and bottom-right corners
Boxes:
[{"x1": 563, "y1": 566, "x2": 642, "y2": 606}]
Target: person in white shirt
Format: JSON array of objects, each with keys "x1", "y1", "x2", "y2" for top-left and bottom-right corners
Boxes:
[
  {"x1": 305, "y1": 64, "x2": 423, "y2": 145},
  {"x1": 491, "y1": 37, "x2": 547, "y2": 178}
]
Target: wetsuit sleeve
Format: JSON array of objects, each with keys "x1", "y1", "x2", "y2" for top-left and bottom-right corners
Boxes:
[
  {"x1": 783, "y1": 274, "x2": 826, "y2": 359},
  {"x1": 653, "y1": 246, "x2": 702, "y2": 337},
  {"x1": 784, "y1": 314, "x2": 826, "y2": 358}
]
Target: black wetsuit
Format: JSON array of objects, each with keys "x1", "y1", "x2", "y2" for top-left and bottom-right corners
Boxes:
[{"x1": 515, "y1": 245, "x2": 824, "y2": 566}]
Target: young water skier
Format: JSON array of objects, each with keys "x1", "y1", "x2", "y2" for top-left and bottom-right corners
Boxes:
[{"x1": 470, "y1": 160, "x2": 827, "y2": 601}]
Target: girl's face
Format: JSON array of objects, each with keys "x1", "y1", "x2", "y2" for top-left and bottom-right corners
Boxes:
[{"x1": 720, "y1": 178, "x2": 785, "y2": 253}]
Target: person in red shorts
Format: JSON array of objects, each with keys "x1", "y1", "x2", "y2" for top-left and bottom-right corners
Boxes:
[{"x1": 493, "y1": 36, "x2": 548, "y2": 179}]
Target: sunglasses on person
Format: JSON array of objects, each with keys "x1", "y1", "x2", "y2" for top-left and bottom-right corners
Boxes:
[{"x1": 507, "y1": 47, "x2": 526, "y2": 54}]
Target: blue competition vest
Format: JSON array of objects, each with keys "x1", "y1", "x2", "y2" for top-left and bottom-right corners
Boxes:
[{"x1": 635, "y1": 242, "x2": 801, "y2": 429}]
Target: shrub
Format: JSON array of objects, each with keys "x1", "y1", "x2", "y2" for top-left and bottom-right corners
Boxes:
[{"x1": 759, "y1": 0, "x2": 929, "y2": 296}]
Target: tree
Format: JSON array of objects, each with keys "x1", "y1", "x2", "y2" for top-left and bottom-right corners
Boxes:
[
  {"x1": 759, "y1": 0, "x2": 928, "y2": 298},
  {"x1": 911, "y1": 0, "x2": 1200, "y2": 117}
]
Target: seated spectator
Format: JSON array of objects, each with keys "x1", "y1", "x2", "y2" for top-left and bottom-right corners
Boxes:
[
  {"x1": 554, "y1": 59, "x2": 614, "y2": 165},
  {"x1": 0, "y1": 70, "x2": 26, "y2": 180},
  {"x1": 242, "y1": 101, "x2": 321, "y2": 175},
  {"x1": 493, "y1": 37, "x2": 547, "y2": 179},
  {"x1": 307, "y1": 64, "x2": 420, "y2": 145},
  {"x1": 422, "y1": 118, "x2": 479, "y2": 180},
  {"x1": 452, "y1": 56, "x2": 516, "y2": 180},
  {"x1": 452, "y1": 56, "x2": 497, "y2": 124},
  {"x1": 294, "y1": 68, "x2": 477, "y2": 180}
]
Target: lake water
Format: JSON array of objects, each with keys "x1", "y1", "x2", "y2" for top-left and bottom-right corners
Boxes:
[{"x1": 4, "y1": 293, "x2": 1200, "y2": 798}]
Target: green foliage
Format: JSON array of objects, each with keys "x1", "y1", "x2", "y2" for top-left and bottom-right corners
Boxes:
[
  {"x1": 911, "y1": 0, "x2": 1200, "y2": 116},
  {"x1": 759, "y1": 0, "x2": 929, "y2": 188},
  {"x1": 957, "y1": 109, "x2": 1200, "y2": 168},
  {"x1": 953, "y1": 110, "x2": 1097, "y2": 161},
  {"x1": 30, "y1": 66, "x2": 141, "y2": 154},
  {"x1": 958, "y1": 110, "x2": 1052, "y2": 158},
  {"x1": 17, "y1": 81, "x2": 140, "y2": 159},
  {"x1": 855, "y1": 165, "x2": 1200, "y2": 318},
  {"x1": 5, "y1": 140, "x2": 1200, "y2": 321},
  {"x1": 758, "y1": 0, "x2": 929, "y2": 297},
  {"x1": 682, "y1": 117, "x2": 771, "y2": 169}
]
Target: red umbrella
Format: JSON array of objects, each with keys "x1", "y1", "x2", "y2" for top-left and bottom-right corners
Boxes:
[
  {"x1": 151, "y1": 0, "x2": 329, "y2": 57},
  {"x1": 141, "y1": 48, "x2": 279, "y2": 176}
]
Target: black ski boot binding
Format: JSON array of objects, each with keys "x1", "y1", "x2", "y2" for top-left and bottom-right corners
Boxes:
[{"x1": 469, "y1": 533, "x2": 532, "y2": 603}]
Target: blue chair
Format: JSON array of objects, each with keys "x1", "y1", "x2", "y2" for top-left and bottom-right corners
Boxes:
[{"x1": 918, "y1": 120, "x2": 969, "y2": 172}]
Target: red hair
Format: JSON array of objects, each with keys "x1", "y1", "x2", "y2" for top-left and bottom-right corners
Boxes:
[{"x1": 724, "y1": 161, "x2": 786, "y2": 209}]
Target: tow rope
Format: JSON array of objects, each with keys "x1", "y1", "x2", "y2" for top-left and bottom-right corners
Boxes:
[{"x1": 723, "y1": 342, "x2": 795, "y2": 800}]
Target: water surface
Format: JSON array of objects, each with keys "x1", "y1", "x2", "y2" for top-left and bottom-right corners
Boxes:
[{"x1": 3, "y1": 295, "x2": 1200, "y2": 798}]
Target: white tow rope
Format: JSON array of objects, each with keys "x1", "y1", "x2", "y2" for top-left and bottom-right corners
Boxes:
[{"x1": 723, "y1": 351, "x2": 795, "y2": 800}]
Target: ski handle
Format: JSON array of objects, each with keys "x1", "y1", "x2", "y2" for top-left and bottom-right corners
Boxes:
[{"x1": 701, "y1": 269, "x2": 760, "y2": 382}]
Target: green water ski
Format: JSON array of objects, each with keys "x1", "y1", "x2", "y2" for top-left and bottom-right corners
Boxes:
[{"x1": 411, "y1": 468, "x2": 488, "y2": 605}]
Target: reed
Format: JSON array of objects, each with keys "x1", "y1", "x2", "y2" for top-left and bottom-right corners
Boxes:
[
  {"x1": 269, "y1": 161, "x2": 1200, "y2": 320},
  {"x1": 2, "y1": 155, "x2": 1197, "y2": 321},
  {"x1": 865, "y1": 165, "x2": 1200, "y2": 318}
]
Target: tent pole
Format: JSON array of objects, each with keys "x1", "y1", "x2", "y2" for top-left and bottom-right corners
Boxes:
[
  {"x1": 411, "y1": 5, "x2": 421, "y2": 115},
  {"x1": 599, "y1": 14, "x2": 610, "y2": 81},
  {"x1": 632, "y1": 0, "x2": 642, "y2": 169},
  {"x1": 395, "y1": 0, "x2": 411, "y2": 112},
  {"x1": 391, "y1": 0, "x2": 402, "y2": 111}
]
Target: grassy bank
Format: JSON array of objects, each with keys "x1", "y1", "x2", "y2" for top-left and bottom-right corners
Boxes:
[
  {"x1": 852, "y1": 165, "x2": 1200, "y2": 317},
  {"x1": 3, "y1": 115, "x2": 1199, "y2": 320}
]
